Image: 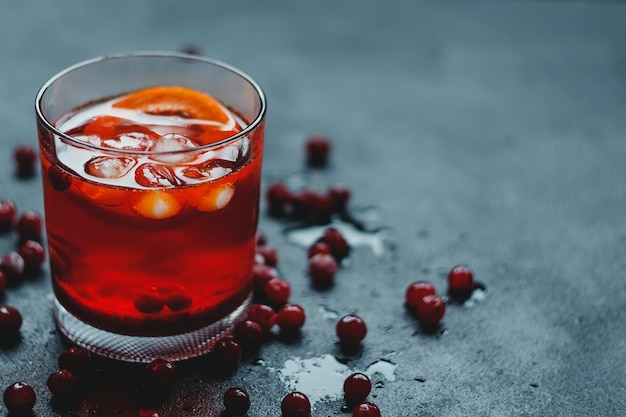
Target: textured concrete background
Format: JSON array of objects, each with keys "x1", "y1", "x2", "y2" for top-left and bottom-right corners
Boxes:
[{"x1": 1, "y1": 1, "x2": 625, "y2": 416}]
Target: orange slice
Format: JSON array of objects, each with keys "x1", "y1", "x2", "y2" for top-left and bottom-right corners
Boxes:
[{"x1": 113, "y1": 86, "x2": 230, "y2": 124}]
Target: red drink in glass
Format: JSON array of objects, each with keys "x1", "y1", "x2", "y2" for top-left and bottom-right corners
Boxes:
[{"x1": 36, "y1": 54, "x2": 266, "y2": 362}]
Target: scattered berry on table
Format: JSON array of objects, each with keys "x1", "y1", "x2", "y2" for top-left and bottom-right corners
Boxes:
[
  {"x1": 281, "y1": 391, "x2": 311, "y2": 417},
  {"x1": 276, "y1": 303, "x2": 306, "y2": 333},
  {"x1": 223, "y1": 387, "x2": 251, "y2": 416},
  {"x1": 253, "y1": 264, "x2": 279, "y2": 294},
  {"x1": 307, "y1": 241, "x2": 332, "y2": 259},
  {"x1": 16, "y1": 240, "x2": 46, "y2": 272},
  {"x1": 3, "y1": 382, "x2": 36, "y2": 414},
  {"x1": 343, "y1": 372, "x2": 372, "y2": 404},
  {"x1": 0, "y1": 271, "x2": 5, "y2": 295},
  {"x1": 336, "y1": 315, "x2": 367, "y2": 346},
  {"x1": 0, "y1": 252, "x2": 25, "y2": 280},
  {"x1": 352, "y1": 401, "x2": 381, "y2": 417},
  {"x1": 0, "y1": 200, "x2": 17, "y2": 228},
  {"x1": 305, "y1": 134, "x2": 331, "y2": 167},
  {"x1": 447, "y1": 265, "x2": 475, "y2": 300},
  {"x1": 233, "y1": 319, "x2": 264, "y2": 349},
  {"x1": 0, "y1": 305, "x2": 23, "y2": 335},
  {"x1": 263, "y1": 278, "x2": 291, "y2": 305},
  {"x1": 415, "y1": 294, "x2": 446, "y2": 326},
  {"x1": 266, "y1": 182, "x2": 292, "y2": 217},
  {"x1": 256, "y1": 245, "x2": 279, "y2": 267},
  {"x1": 308, "y1": 253, "x2": 338, "y2": 284},
  {"x1": 211, "y1": 336, "x2": 243, "y2": 372},
  {"x1": 58, "y1": 346, "x2": 91, "y2": 374},
  {"x1": 145, "y1": 358, "x2": 178, "y2": 390},
  {"x1": 320, "y1": 227, "x2": 350, "y2": 261},
  {"x1": 14, "y1": 145, "x2": 38, "y2": 177},
  {"x1": 47, "y1": 369, "x2": 78, "y2": 398},
  {"x1": 328, "y1": 183, "x2": 351, "y2": 212},
  {"x1": 248, "y1": 303, "x2": 276, "y2": 333},
  {"x1": 405, "y1": 280, "x2": 437, "y2": 309},
  {"x1": 15, "y1": 210, "x2": 43, "y2": 241}
]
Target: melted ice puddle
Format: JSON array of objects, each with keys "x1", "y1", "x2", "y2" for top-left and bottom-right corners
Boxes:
[
  {"x1": 272, "y1": 354, "x2": 397, "y2": 407},
  {"x1": 285, "y1": 220, "x2": 386, "y2": 257}
]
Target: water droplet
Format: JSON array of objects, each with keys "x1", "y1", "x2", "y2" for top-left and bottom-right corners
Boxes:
[
  {"x1": 365, "y1": 359, "x2": 397, "y2": 382},
  {"x1": 463, "y1": 288, "x2": 487, "y2": 307},
  {"x1": 318, "y1": 304, "x2": 340, "y2": 320}
]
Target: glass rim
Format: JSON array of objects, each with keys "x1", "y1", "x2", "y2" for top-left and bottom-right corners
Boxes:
[{"x1": 35, "y1": 51, "x2": 267, "y2": 156}]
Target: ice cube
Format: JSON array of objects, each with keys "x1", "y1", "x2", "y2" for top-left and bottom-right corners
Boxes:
[
  {"x1": 195, "y1": 182, "x2": 235, "y2": 212},
  {"x1": 131, "y1": 190, "x2": 183, "y2": 219},
  {"x1": 84, "y1": 156, "x2": 136, "y2": 179},
  {"x1": 101, "y1": 132, "x2": 153, "y2": 151},
  {"x1": 135, "y1": 163, "x2": 184, "y2": 188},
  {"x1": 149, "y1": 134, "x2": 199, "y2": 163},
  {"x1": 179, "y1": 159, "x2": 233, "y2": 181}
]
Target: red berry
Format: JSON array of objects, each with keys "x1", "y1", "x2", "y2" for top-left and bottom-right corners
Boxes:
[
  {"x1": 266, "y1": 182, "x2": 292, "y2": 216},
  {"x1": 343, "y1": 373, "x2": 372, "y2": 404},
  {"x1": 253, "y1": 264, "x2": 279, "y2": 294},
  {"x1": 48, "y1": 165, "x2": 72, "y2": 191},
  {"x1": 306, "y1": 135, "x2": 331, "y2": 167},
  {"x1": 307, "y1": 241, "x2": 331, "y2": 259},
  {"x1": 248, "y1": 303, "x2": 276, "y2": 333},
  {"x1": 264, "y1": 278, "x2": 291, "y2": 305},
  {"x1": 352, "y1": 402, "x2": 381, "y2": 417},
  {"x1": 0, "y1": 271, "x2": 5, "y2": 295},
  {"x1": 17, "y1": 240, "x2": 46, "y2": 271},
  {"x1": 256, "y1": 231, "x2": 267, "y2": 246},
  {"x1": 165, "y1": 292, "x2": 192, "y2": 311},
  {"x1": 14, "y1": 145, "x2": 38, "y2": 177},
  {"x1": 256, "y1": 245, "x2": 279, "y2": 267},
  {"x1": 281, "y1": 391, "x2": 311, "y2": 417},
  {"x1": 276, "y1": 304, "x2": 306, "y2": 333},
  {"x1": 289, "y1": 188, "x2": 318, "y2": 220},
  {"x1": 415, "y1": 294, "x2": 446, "y2": 325},
  {"x1": 308, "y1": 253, "x2": 338, "y2": 284},
  {"x1": 0, "y1": 200, "x2": 17, "y2": 228},
  {"x1": 0, "y1": 305, "x2": 22, "y2": 335},
  {"x1": 232, "y1": 319, "x2": 264, "y2": 348},
  {"x1": 0, "y1": 252, "x2": 25, "y2": 280},
  {"x1": 145, "y1": 358, "x2": 177, "y2": 390},
  {"x1": 47, "y1": 369, "x2": 78, "y2": 398},
  {"x1": 15, "y1": 210, "x2": 43, "y2": 241},
  {"x1": 328, "y1": 183, "x2": 351, "y2": 212},
  {"x1": 336, "y1": 315, "x2": 367, "y2": 346},
  {"x1": 212, "y1": 336, "x2": 242, "y2": 371},
  {"x1": 320, "y1": 227, "x2": 350, "y2": 260},
  {"x1": 223, "y1": 387, "x2": 251, "y2": 416},
  {"x1": 3, "y1": 382, "x2": 36, "y2": 414},
  {"x1": 447, "y1": 265, "x2": 475, "y2": 299},
  {"x1": 405, "y1": 281, "x2": 436, "y2": 308},
  {"x1": 58, "y1": 346, "x2": 91, "y2": 374},
  {"x1": 134, "y1": 292, "x2": 166, "y2": 314}
]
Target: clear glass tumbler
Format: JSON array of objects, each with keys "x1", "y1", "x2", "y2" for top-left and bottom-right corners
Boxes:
[{"x1": 35, "y1": 52, "x2": 266, "y2": 362}]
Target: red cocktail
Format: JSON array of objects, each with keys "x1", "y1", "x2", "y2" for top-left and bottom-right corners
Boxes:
[{"x1": 36, "y1": 53, "x2": 266, "y2": 362}]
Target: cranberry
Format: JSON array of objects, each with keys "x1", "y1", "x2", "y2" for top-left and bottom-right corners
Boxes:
[
  {"x1": 0, "y1": 200, "x2": 17, "y2": 228},
  {"x1": 266, "y1": 182, "x2": 292, "y2": 216},
  {"x1": 134, "y1": 293, "x2": 166, "y2": 314},
  {"x1": 281, "y1": 391, "x2": 311, "y2": 417},
  {"x1": 248, "y1": 303, "x2": 276, "y2": 333},
  {"x1": 256, "y1": 245, "x2": 279, "y2": 267},
  {"x1": 138, "y1": 409, "x2": 161, "y2": 417},
  {"x1": 0, "y1": 271, "x2": 5, "y2": 295},
  {"x1": 0, "y1": 305, "x2": 22, "y2": 335},
  {"x1": 47, "y1": 369, "x2": 78, "y2": 398},
  {"x1": 15, "y1": 210, "x2": 43, "y2": 241},
  {"x1": 3, "y1": 382, "x2": 36, "y2": 414},
  {"x1": 447, "y1": 265, "x2": 475, "y2": 300},
  {"x1": 263, "y1": 278, "x2": 291, "y2": 305},
  {"x1": 328, "y1": 183, "x2": 351, "y2": 212},
  {"x1": 276, "y1": 304, "x2": 306, "y2": 333},
  {"x1": 145, "y1": 358, "x2": 177, "y2": 390},
  {"x1": 415, "y1": 294, "x2": 446, "y2": 325},
  {"x1": 16, "y1": 240, "x2": 46, "y2": 271},
  {"x1": 343, "y1": 373, "x2": 372, "y2": 404},
  {"x1": 289, "y1": 188, "x2": 318, "y2": 220},
  {"x1": 223, "y1": 387, "x2": 251, "y2": 416},
  {"x1": 253, "y1": 264, "x2": 279, "y2": 294},
  {"x1": 0, "y1": 252, "x2": 25, "y2": 280},
  {"x1": 305, "y1": 135, "x2": 331, "y2": 167},
  {"x1": 233, "y1": 319, "x2": 264, "y2": 348},
  {"x1": 211, "y1": 336, "x2": 243, "y2": 372},
  {"x1": 256, "y1": 231, "x2": 267, "y2": 246},
  {"x1": 352, "y1": 402, "x2": 381, "y2": 417},
  {"x1": 48, "y1": 165, "x2": 72, "y2": 191},
  {"x1": 405, "y1": 280, "x2": 436, "y2": 308},
  {"x1": 14, "y1": 145, "x2": 38, "y2": 177},
  {"x1": 320, "y1": 227, "x2": 350, "y2": 261},
  {"x1": 164, "y1": 292, "x2": 192, "y2": 311},
  {"x1": 336, "y1": 315, "x2": 367, "y2": 346},
  {"x1": 307, "y1": 241, "x2": 331, "y2": 258},
  {"x1": 58, "y1": 346, "x2": 91, "y2": 374},
  {"x1": 309, "y1": 192, "x2": 335, "y2": 224},
  {"x1": 308, "y1": 253, "x2": 338, "y2": 284}
]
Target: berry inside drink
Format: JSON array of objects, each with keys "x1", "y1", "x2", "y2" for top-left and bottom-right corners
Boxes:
[{"x1": 40, "y1": 86, "x2": 263, "y2": 337}]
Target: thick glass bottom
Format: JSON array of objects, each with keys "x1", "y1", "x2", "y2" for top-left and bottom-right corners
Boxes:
[{"x1": 53, "y1": 295, "x2": 251, "y2": 363}]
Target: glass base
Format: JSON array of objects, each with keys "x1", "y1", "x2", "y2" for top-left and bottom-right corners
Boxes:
[{"x1": 53, "y1": 295, "x2": 251, "y2": 363}]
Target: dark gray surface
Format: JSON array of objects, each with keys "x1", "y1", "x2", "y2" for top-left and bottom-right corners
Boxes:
[{"x1": 1, "y1": 1, "x2": 625, "y2": 416}]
